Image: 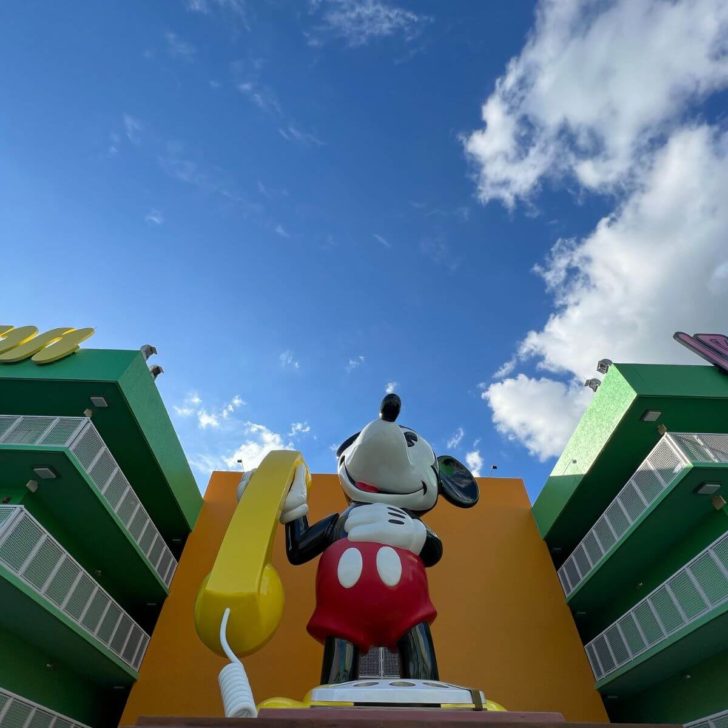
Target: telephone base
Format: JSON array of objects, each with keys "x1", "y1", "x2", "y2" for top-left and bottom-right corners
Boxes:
[{"x1": 258, "y1": 678, "x2": 507, "y2": 711}]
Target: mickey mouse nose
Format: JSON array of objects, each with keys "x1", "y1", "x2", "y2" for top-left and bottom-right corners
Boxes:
[{"x1": 380, "y1": 393, "x2": 401, "y2": 422}]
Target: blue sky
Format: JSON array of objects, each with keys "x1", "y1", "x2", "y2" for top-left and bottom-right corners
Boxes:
[{"x1": 3, "y1": 0, "x2": 728, "y2": 499}]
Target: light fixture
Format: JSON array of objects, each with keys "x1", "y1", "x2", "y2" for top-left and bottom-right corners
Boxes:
[
  {"x1": 149, "y1": 364, "x2": 164, "y2": 380},
  {"x1": 83, "y1": 408, "x2": 93, "y2": 418},
  {"x1": 584, "y1": 378, "x2": 601, "y2": 391},
  {"x1": 140, "y1": 344, "x2": 158, "y2": 361},
  {"x1": 25, "y1": 480, "x2": 38, "y2": 493},
  {"x1": 694, "y1": 482, "x2": 721, "y2": 496},
  {"x1": 90, "y1": 396, "x2": 108, "y2": 408},
  {"x1": 640, "y1": 410, "x2": 662, "y2": 422},
  {"x1": 33, "y1": 467, "x2": 57, "y2": 480},
  {"x1": 596, "y1": 358, "x2": 613, "y2": 374}
]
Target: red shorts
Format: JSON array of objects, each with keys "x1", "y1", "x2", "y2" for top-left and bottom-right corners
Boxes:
[{"x1": 307, "y1": 539, "x2": 437, "y2": 651}]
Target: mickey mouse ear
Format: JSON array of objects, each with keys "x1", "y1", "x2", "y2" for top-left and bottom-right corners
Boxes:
[
  {"x1": 437, "y1": 455, "x2": 479, "y2": 508},
  {"x1": 380, "y1": 393, "x2": 401, "y2": 422}
]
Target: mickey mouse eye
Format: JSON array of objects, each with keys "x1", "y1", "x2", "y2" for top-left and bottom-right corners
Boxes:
[{"x1": 404, "y1": 431, "x2": 418, "y2": 447}]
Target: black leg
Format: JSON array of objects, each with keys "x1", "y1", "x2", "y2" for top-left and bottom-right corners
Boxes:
[
  {"x1": 397, "y1": 622, "x2": 439, "y2": 680},
  {"x1": 321, "y1": 637, "x2": 359, "y2": 684}
]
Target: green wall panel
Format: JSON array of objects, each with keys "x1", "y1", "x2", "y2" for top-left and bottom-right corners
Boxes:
[
  {"x1": 0, "y1": 625, "x2": 127, "y2": 727},
  {"x1": 609, "y1": 648, "x2": 728, "y2": 724}
]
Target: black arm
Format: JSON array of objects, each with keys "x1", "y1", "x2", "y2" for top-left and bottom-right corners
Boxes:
[
  {"x1": 285, "y1": 513, "x2": 339, "y2": 565},
  {"x1": 419, "y1": 526, "x2": 443, "y2": 567}
]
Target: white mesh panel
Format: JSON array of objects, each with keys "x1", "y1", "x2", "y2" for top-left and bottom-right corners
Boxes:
[
  {"x1": 69, "y1": 425, "x2": 104, "y2": 470},
  {"x1": 38, "y1": 418, "x2": 85, "y2": 447},
  {"x1": 686, "y1": 708, "x2": 728, "y2": 728},
  {"x1": 5, "y1": 417, "x2": 56, "y2": 445},
  {"x1": 586, "y1": 532, "x2": 728, "y2": 681},
  {"x1": 0, "y1": 414, "x2": 178, "y2": 588},
  {"x1": 0, "y1": 688, "x2": 90, "y2": 728},
  {"x1": 557, "y1": 433, "x2": 707, "y2": 600},
  {"x1": 0, "y1": 506, "x2": 149, "y2": 672}
]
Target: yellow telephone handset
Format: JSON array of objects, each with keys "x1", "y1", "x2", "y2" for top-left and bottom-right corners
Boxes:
[{"x1": 194, "y1": 450, "x2": 309, "y2": 657}]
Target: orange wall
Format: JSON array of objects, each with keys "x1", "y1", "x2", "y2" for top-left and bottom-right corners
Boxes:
[{"x1": 121, "y1": 471, "x2": 608, "y2": 724}]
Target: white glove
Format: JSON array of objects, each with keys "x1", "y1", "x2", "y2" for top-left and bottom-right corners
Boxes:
[
  {"x1": 236, "y1": 468, "x2": 257, "y2": 502},
  {"x1": 279, "y1": 464, "x2": 309, "y2": 524},
  {"x1": 344, "y1": 503, "x2": 427, "y2": 554}
]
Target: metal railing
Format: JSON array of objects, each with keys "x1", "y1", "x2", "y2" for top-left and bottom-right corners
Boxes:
[
  {"x1": 558, "y1": 432, "x2": 728, "y2": 598},
  {"x1": 0, "y1": 415, "x2": 176, "y2": 587},
  {"x1": 0, "y1": 687, "x2": 91, "y2": 728},
  {"x1": 585, "y1": 531, "x2": 728, "y2": 682},
  {"x1": 686, "y1": 707, "x2": 728, "y2": 728},
  {"x1": 0, "y1": 505, "x2": 149, "y2": 673}
]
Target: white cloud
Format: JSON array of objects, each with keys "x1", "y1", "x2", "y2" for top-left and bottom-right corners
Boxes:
[
  {"x1": 187, "y1": 420, "x2": 292, "y2": 475},
  {"x1": 468, "y1": 0, "x2": 728, "y2": 463},
  {"x1": 385, "y1": 381, "x2": 397, "y2": 394},
  {"x1": 197, "y1": 411, "x2": 220, "y2": 429},
  {"x1": 280, "y1": 350, "x2": 300, "y2": 369},
  {"x1": 238, "y1": 81, "x2": 281, "y2": 115},
  {"x1": 123, "y1": 114, "x2": 142, "y2": 144},
  {"x1": 186, "y1": 0, "x2": 248, "y2": 22},
  {"x1": 224, "y1": 422, "x2": 293, "y2": 470},
  {"x1": 173, "y1": 392, "x2": 245, "y2": 429},
  {"x1": 464, "y1": 0, "x2": 728, "y2": 207},
  {"x1": 274, "y1": 224, "x2": 291, "y2": 239},
  {"x1": 485, "y1": 375, "x2": 593, "y2": 461},
  {"x1": 145, "y1": 209, "x2": 164, "y2": 226},
  {"x1": 419, "y1": 235, "x2": 459, "y2": 272},
  {"x1": 108, "y1": 131, "x2": 121, "y2": 156},
  {"x1": 222, "y1": 395, "x2": 245, "y2": 418},
  {"x1": 486, "y1": 127, "x2": 728, "y2": 459},
  {"x1": 289, "y1": 421, "x2": 311, "y2": 436},
  {"x1": 165, "y1": 31, "x2": 196, "y2": 60},
  {"x1": 309, "y1": 0, "x2": 431, "y2": 47},
  {"x1": 157, "y1": 143, "x2": 264, "y2": 218},
  {"x1": 447, "y1": 427, "x2": 464, "y2": 450},
  {"x1": 493, "y1": 357, "x2": 516, "y2": 380},
  {"x1": 278, "y1": 124, "x2": 324, "y2": 146},
  {"x1": 346, "y1": 355, "x2": 365, "y2": 372},
  {"x1": 373, "y1": 233, "x2": 391, "y2": 248},
  {"x1": 465, "y1": 450, "x2": 483, "y2": 477}
]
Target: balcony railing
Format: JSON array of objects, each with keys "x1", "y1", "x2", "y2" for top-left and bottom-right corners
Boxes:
[
  {"x1": 0, "y1": 687, "x2": 91, "y2": 728},
  {"x1": 585, "y1": 531, "x2": 728, "y2": 682},
  {"x1": 558, "y1": 433, "x2": 728, "y2": 598},
  {"x1": 686, "y1": 708, "x2": 728, "y2": 728},
  {"x1": 0, "y1": 505, "x2": 149, "y2": 672},
  {"x1": 0, "y1": 415, "x2": 176, "y2": 588}
]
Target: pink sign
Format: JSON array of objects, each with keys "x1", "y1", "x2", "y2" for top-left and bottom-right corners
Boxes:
[{"x1": 674, "y1": 332, "x2": 728, "y2": 373}]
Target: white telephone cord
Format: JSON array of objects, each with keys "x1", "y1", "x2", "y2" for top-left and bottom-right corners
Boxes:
[{"x1": 218, "y1": 608, "x2": 257, "y2": 718}]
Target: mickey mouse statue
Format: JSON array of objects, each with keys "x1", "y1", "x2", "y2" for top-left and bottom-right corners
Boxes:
[{"x1": 279, "y1": 393, "x2": 479, "y2": 685}]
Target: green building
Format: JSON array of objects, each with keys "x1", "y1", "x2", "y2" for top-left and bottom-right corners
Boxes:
[
  {"x1": 534, "y1": 363, "x2": 728, "y2": 726},
  {"x1": 0, "y1": 348, "x2": 202, "y2": 727}
]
